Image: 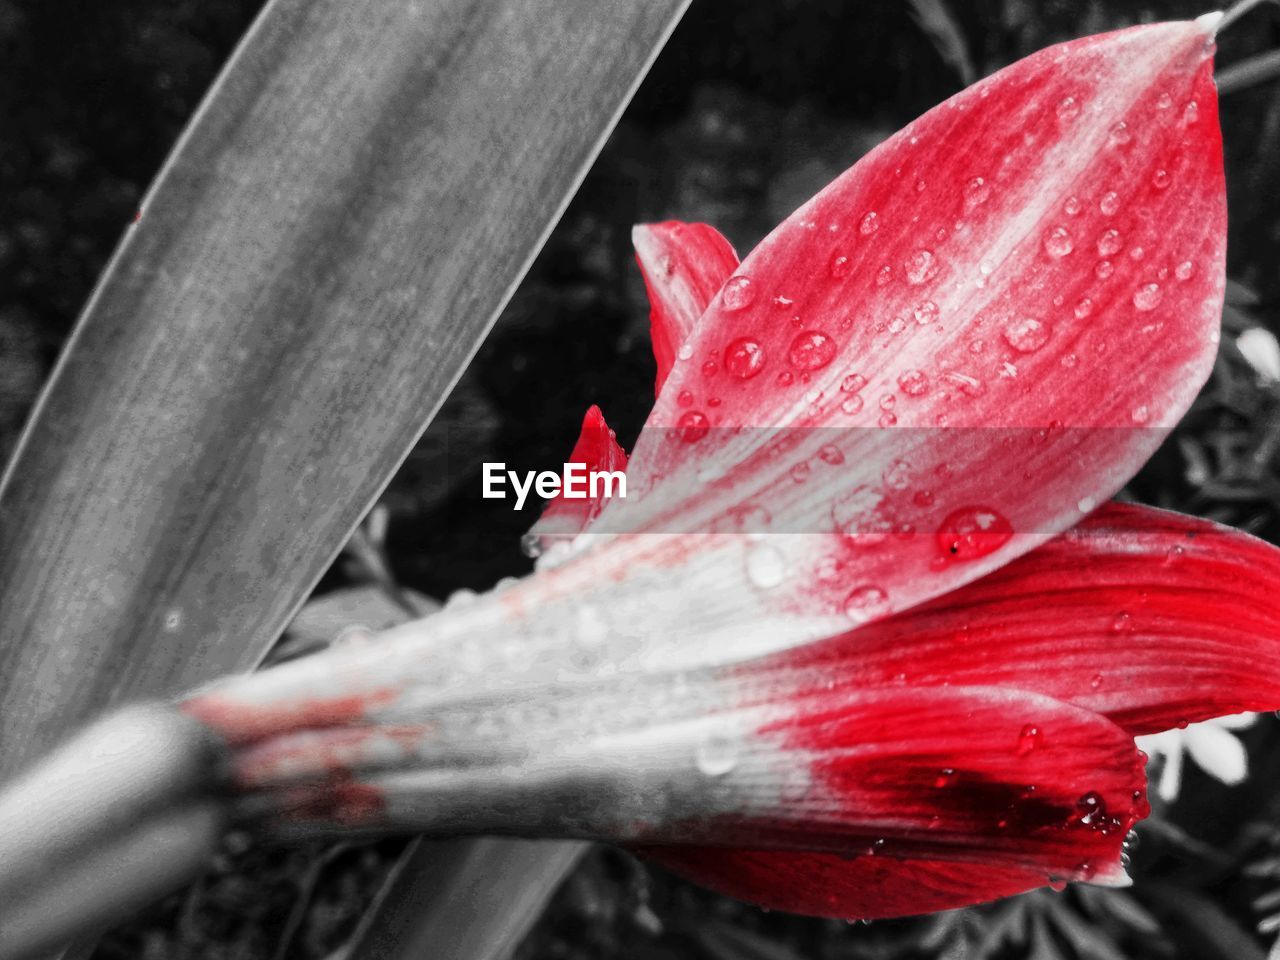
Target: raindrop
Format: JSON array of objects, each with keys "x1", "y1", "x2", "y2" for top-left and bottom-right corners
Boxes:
[
  {"x1": 859, "y1": 211, "x2": 880, "y2": 235},
  {"x1": 1016, "y1": 724, "x2": 1043, "y2": 757},
  {"x1": 1175, "y1": 260, "x2": 1194, "y2": 281},
  {"x1": 1090, "y1": 674, "x2": 1104, "y2": 689},
  {"x1": 1064, "y1": 195, "x2": 1081, "y2": 215},
  {"x1": 878, "y1": 412, "x2": 898, "y2": 427},
  {"x1": 745, "y1": 543, "x2": 787, "y2": 589},
  {"x1": 1131, "y1": 405, "x2": 1150, "y2": 424},
  {"x1": 1152, "y1": 168, "x2": 1170, "y2": 190},
  {"x1": 840, "y1": 396, "x2": 865, "y2": 415},
  {"x1": 875, "y1": 264, "x2": 892, "y2": 286},
  {"x1": 936, "y1": 506, "x2": 1014, "y2": 560},
  {"x1": 789, "y1": 331, "x2": 837, "y2": 370},
  {"x1": 879, "y1": 394, "x2": 896, "y2": 412},
  {"x1": 882, "y1": 459, "x2": 911, "y2": 490},
  {"x1": 790, "y1": 462, "x2": 811, "y2": 484},
  {"x1": 724, "y1": 337, "x2": 766, "y2": 379},
  {"x1": 696, "y1": 733, "x2": 741, "y2": 777},
  {"x1": 841, "y1": 373, "x2": 867, "y2": 393},
  {"x1": 1056, "y1": 95, "x2": 1081, "y2": 120},
  {"x1": 1096, "y1": 229, "x2": 1123, "y2": 257},
  {"x1": 701, "y1": 360, "x2": 718, "y2": 378},
  {"x1": 830, "y1": 253, "x2": 852, "y2": 279},
  {"x1": 677, "y1": 389, "x2": 694, "y2": 407},
  {"x1": 1078, "y1": 496, "x2": 1097, "y2": 513},
  {"x1": 905, "y1": 250, "x2": 939, "y2": 285},
  {"x1": 963, "y1": 177, "x2": 990, "y2": 210},
  {"x1": 898, "y1": 370, "x2": 929, "y2": 396},
  {"x1": 1108, "y1": 122, "x2": 1131, "y2": 147},
  {"x1": 818, "y1": 444, "x2": 845, "y2": 465},
  {"x1": 677, "y1": 343, "x2": 694, "y2": 361},
  {"x1": 721, "y1": 276, "x2": 756, "y2": 311},
  {"x1": 1132, "y1": 283, "x2": 1162, "y2": 311},
  {"x1": 1111, "y1": 611, "x2": 1133, "y2": 633},
  {"x1": 676, "y1": 410, "x2": 710, "y2": 443},
  {"x1": 968, "y1": 338, "x2": 985, "y2": 354},
  {"x1": 163, "y1": 608, "x2": 183, "y2": 632},
  {"x1": 888, "y1": 316, "x2": 906, "y2": 334},
  {"x1": 843, "y1": 585, "x2": 890, "y2": 623},
  {"x1": 1043, "y1": 226, "x2": 1073, "y2": 258},
  {"x1": 1099, "y1": 191, "x2": 1120, "y2": 215},
  {"x1": 1183, "y1": 99, "x2": 1200, "y2": 123},
  {"x1": 777, "y1": 370, "x2": 794, "y2": 387},
  {"x1": 1095, "y1": 260, "x2": 1114, "y2": 279},
  {"x1": 913, "y1": 301, "x2": 940, "y2": 325},
  {"x1": 1003, "y1": 317, "x2": 1050, "y2": 353},
  {"x1": 1156, "y1": 91, "x2": 1173, "y2": 110},
  {"x1": 1074, "y1": 298, "x2": 1094, "y2": 319},
  {"x1": 934, "y1": 768, "x2": 956, "y2": 788}
]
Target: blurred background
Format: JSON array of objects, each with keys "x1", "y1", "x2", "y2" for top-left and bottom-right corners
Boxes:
[{"x1": 3, "y1": 0, "x2": 1280, "y2": 957}]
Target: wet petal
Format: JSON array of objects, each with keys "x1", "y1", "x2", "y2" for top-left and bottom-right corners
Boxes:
[
  {"x1": 747, "y1": 503, "x2": 1280, "y2": 736},
  {"x1": 633, "y1": 221, "x2": 740, "y2": 394}
]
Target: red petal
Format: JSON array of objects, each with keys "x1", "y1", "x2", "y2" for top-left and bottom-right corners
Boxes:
[
  {"x1": 521, "y1": 19, "x2": 1227, "y2": 666},
  {"x1": 633, "y1": 221, "x2": 740, "y2": 394},
  {"x1": 752, "y1": 503, "x2": 1280, "y2": 736},
  {"x1": 642, "y1": 848, "x2": 1044, "y2": 920},
  {"x1": 524, "y1": 405, "x2": 628, "y2": 550}
]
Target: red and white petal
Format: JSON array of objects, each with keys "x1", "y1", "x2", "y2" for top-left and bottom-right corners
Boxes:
[
  {"x1": 641, "y1": 848, "x2": 1046, "y2": 920},
  {"x1": 633, "y1": 221, "x2": 740, "y2": 395},
  {"x1": 745, "y1": 503, "x2": 1280, "y2": 736},
  {"x1": 235, "y1": 683, "x2": 1145, "y2": 887},
  {"x1": 523, "y1": 405, "x2": 628, "y2": 551}
]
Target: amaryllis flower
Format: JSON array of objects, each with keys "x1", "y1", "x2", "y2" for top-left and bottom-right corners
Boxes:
[{"x1": 182, "y1": 14, "x2": 1280, "y2": 919}]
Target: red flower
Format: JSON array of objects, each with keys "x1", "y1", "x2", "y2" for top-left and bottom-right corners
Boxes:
[{"x1": 186, "y1": 15, "x2": 1280, "y2": 919}]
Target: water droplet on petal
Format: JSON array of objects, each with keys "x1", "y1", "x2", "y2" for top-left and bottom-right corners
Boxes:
[
  {"x1": 882, "y1": 459, "x2": 911, "y2": 490},
  {"x1": 1016, "y1": 724, "x2": 1043, "y2": 757},
  {"x1": 676, "y1": 410, "x2": 710, "y2": 443},
  {"x1": 1003, "y1": 317, "x2": 1050, "y2": 353},
  {"x1": 696, "y1": 733, "x2": 741, "y2": 777},
  {"x1": 1183, "y1": 99, "x2": 1200, "y2": 123},
  {"x1": 789, "y1": 331, "x2": 837, "y2": 370},
  {"x1": 1152, "y1": 168, "x2": 1170, "y2": 190},
  {"x1": 1043, "y1": 226, "x2": 1074, "y2": 258},
  {"x1": 841, "y1": 372, "x2": 867, "y2": 393},
  {"x1": 1097, "y1": 229, "x2": 1123, "y2": 257},
  {"x1": 840, "y1": 395, "x2": 864, "y2": 415},
  {"x1": 1133, "y1": 283, "x2": 1162, "y2": 312},
  {"x1": 1095, "y1": 260, "x2": 1114, "y2": 279},
  {"x1": 898, "y1": 370, "x2": 929, "y2": 396},
  {"x1": 745, "y1": 543, "x2": 787, "y2": 589},
  {"x1": 1156, "y1": 91, "x2": 1173, "y2": 110},
  {"x1": 1131, "y1": 405, "x2": 1150, "y2": 424},
  {"x1": 1064, "y1": 195, "x2": 1081, "y2": 215},
  {"x1": 701, "y1": 360, "x2": 718, "y2": 378},
  {"x1": 913, "y1": 301, "x2": 939, "y2": 325},
  {"x1": 963, "y1": 177, "x2": 990, "y2": 210},
  {"x1": 1175, "y1": 260, "x2": 1194, "y2": 281},
  {"x1": 677, "y1": 342, "x2": 694, "y2": 361},
  {"x1": 1108, "y1": 122, "x2": 1131, "y2": 147},
  {"x1": 1099, "y1": 191, "x2": 1120, "y2": 215},
  {"x1": 790, "y1": 462, "x2": 811, "y2": 484},
  {"x1": 905, "y1": 250, "x2": 938, "y2": 285},
  {"x1": 936, "y1": 506, "x2": 1014, "y2": 560},
  {"x1": 830, "y1": 253, "x2": 851, "y2": 279},
  {"x1": 818, "y1": 444, "x2": 845, "y2": 465},
  {"x1": 721, "y1": 276, "x2": 756, "y2": 311},
  {"x1": 1074, "y1": 298, "x2": 1094, "y2": 319},
  {"x1": 677, "y1": 389, "x2": 694, "y2": 407},
  {"x1": 1056, "y1": 95, "x2": 1080, "y2": 120},
  {"x1": 859, "y1": 211, "x2": 880, "y2": 235},
  {"x1": 843, "y1": 584, "x2": 889, "y2": 623},
  {"x1": 724, "y1": 337, "x2": 766, "y2": 379}
]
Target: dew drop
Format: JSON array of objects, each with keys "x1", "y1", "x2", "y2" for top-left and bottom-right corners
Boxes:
[
  {"x1": 936, "y1": 506, "x2": 1014, "y2": 560},
  {"x1": 905, "y1": 250, "x2": 939, "y2": 285},
  {"x1": 789, "y1": 331, "x2": 837, "y2": 370},
  {"x1": 1074, "y1": 298, "x2": 1094, "y2": 319},
  {"x1": 879, "y1": 393, "x2": 896, "y2": 412},
  {"x1": 1064, "y1": 195, "x2": 1081, "y2": 216},
  {"x1": 1003, "y1": 317, "x2": 1050, "y2": 353},
  {"x1": 745, "y1": 543, "x2": 787, "y2": 589},
  {"x1": 1043, "y1": 225, "x2": 1074, "y2": 258},
  {"x1": 696, "y1": 733, "x2": 741, "y2": 777},
  {"x1": 1130, "y1": 405, "x2": 1150, "y2": 424},
  {"x1": 1097, "y1": 229, "x2": 1123, "y2": 257},
  {"x1": 843, "y1": 585, "x2": 890, "y2": 623},
  {"x1": 875, "y1": 264, "x2": 892, "y2": 286},
  {"x1": 1095, "y1": 260, "x2": 1114, "y2": 279},
  {"x1": 1152, "y1": 168, "x2": 1170, "y2": 190},
  {"x1": 841, "y1": 373, "x2": 867, "y2": 393},
  {"x1": 882, "y1": 459, "x2": 911, "y2": 490},
  {"x1": 677, "y1": 389, "x2": 694, "y2": 408},
  {"x1": 1183, "y1": 99, "x2": 1200, "y2": 123},
  {"x1": 859, "y1": 211, "x2": 880, "y2": 235},
  {"x1": 878, "y1": 412, "x2": 897, "y2": 427},
  {"x1": 701, "y1": 360, "x2": 718, "y2": 378},
  {"x1": 888, "y1": 316, "x2": 906, "y2": 334},
  {"x1": 1111, "y1": 611, "x2": 1133, "y2": 633},
  {"x1": 963, "y1": 177, "x2": 990, "y2": 210},
  {"x1": 1132, "y1": 283, "x2": 1162, "y2": 312},
  {"x1": 1016, "y1": 724, "x2": 1043, "y2": 757},
  {"x1": 830, "y1": 253, "x2": 852, "y2": 279},
  {"x1": 898, "y1": 369, "x2": 929, "y2": 396},
  {"x1": 1056, "y1": 95, "x2": 1081, "y2": 121},
  {"x1": 790, "y1": 462, "x2": 811, "y2": 484},
  {"x1": 1099, "y1": 191, "x2": 1120, "y2": 215},
  {"x1": 721, "y1": 276, "x2": 756, "y2": 311},
  {"x1": 676, "y1": 410, "x2": 710, "y2": 443},
  {"x1": 724, "y1": 337, "x2": 766, "y2": 379},
  {"x1": 1090, "y1": 674, "x2": 1104, "y2": 689},
  {"x1": 677, "y1": 342, "x2": 694, "y2": 361},
  {"x1": 777, "y1": 370, "x2": 794, "y2": 387},
  {"x1": 913, "y1": 301, "x2": 940, "y2": 325},
  {"x1": 840, "y1": 395, "x2": 865, "y2": 415},
  {"x1": 1175, "y1": 260, "x2": 1194, "y2": 281},
  {"x1": 818, "y1": 444, "x2": 845, "y2": 465},
  {"x1": 1108, "y1": 122, "x2": 1131, "y2": 147},
  {"x1": 1156, "y1": 91, "x2": 1172, "y2": 110}
]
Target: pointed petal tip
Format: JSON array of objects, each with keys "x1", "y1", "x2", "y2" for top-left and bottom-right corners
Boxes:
[{"x1": 1196, "y1": 10, "x2": 1226, "y2": 33}]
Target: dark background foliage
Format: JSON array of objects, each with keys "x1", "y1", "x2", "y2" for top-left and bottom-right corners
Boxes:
[{"x1": 2, "y1": 0, "x2": 1280, "y2": 958}]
